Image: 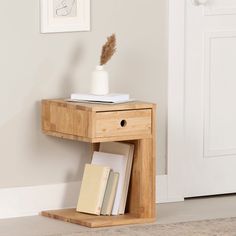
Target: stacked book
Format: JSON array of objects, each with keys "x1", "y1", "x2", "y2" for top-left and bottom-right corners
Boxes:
[
  {"x1": 76, "y1": 142, "x2": 134, "y2": 216},
  {"x1": 70, "y1": 93, "x2": 131, "y2": 104}
]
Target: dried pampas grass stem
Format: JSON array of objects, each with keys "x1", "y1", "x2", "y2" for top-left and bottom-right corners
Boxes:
[{"x1": 100, "y1": 34, "x2": 116, "y2": 66}]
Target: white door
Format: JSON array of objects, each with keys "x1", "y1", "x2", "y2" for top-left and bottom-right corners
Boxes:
[{"x1": 185, "y1": 0, "x2": 236, "y2": 197}]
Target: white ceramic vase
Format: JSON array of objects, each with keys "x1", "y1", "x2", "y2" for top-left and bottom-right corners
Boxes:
[{"x1": 91, "y1": 66, "x2": 109, "y2": 95}]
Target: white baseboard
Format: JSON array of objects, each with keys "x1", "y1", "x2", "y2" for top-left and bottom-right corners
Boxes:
[
  {"x1": 156, "y1": 175, "x2": 168, "y2": 203},
  {"x1": 0, "y1": 175, "x2": 183, "y2": 219},
  {"x1": 156, "y1": 175, "x2": 184, "y2": 203},
  {"x1": 0, "y1": 182, "x2": 81, "y2": 219}
]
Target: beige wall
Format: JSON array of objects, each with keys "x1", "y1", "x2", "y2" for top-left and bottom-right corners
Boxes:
[{"x1": 0, "y1": 0, "x2": 168, "y2": 188}]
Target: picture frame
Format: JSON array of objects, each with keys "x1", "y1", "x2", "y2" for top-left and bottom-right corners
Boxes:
[{"x1": 40, "y1": 0, "x2": 90, "y2": 33}]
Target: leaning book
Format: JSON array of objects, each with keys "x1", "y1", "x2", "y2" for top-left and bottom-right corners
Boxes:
[
  {"x1": 91, "y1": 151, "x2": 127, "y2": 215},
  {"x1": 99, "y1": 142, "x2": 134, "y2": 214},
  {"x1": 101, "y1": 171, "x2": 119, "y2": 215},
  {"x1": 76, "y1": 164, "x2": 110, "y2": 215}
]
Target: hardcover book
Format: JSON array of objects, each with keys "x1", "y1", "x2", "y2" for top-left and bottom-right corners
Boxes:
[
  {"x1": 76, "y1": 164, "x2": 110, "y2": 215},
  {"x1": 70, "y1": 93, "x2": 130, "y2": 103},
  {"x1": 101, "y1": 171, "x2": 119, "y2": 215},
  {"x1": 91, "y1": 151, "x2": 127, "y2": 215},
  {"x1": 99, "y1": 142, "x2": 134, "y2": 214}
]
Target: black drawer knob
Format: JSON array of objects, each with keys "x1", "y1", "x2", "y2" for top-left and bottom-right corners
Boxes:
[{"x1": 120, "y1": 120, "x2": 127, "y2": 127}]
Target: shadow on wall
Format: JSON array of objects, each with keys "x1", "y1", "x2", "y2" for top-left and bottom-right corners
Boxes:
[
  {"x1": 61, "y1": 142, "x2": 92, "y2": 207},
  {"x1": 34, "y1": 99, "x2": 90, "y2": 183},
  {"x1": 60, "y1": 44, "x2": 85, "y2": 96}
]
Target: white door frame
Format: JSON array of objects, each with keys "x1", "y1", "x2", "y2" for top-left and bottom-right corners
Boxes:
[{"x1": 167, "y1": 0, "x2": 186, "y2": 202}]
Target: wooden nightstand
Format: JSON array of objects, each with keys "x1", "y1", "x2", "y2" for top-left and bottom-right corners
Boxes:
[{"x1": 41, "y1": 99, "x2": 156, "y2": 228}]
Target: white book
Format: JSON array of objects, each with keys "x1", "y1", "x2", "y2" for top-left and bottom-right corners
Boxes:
[
  {"x1": 66, "y1": 99, "x2": 135, "y2": 105},
  {"x1": 70, "y1": 93, "x2": 130, "y2": 103},
  {"x1": 99, "y1": 142, "x2": 134, "y2": 214},
  {"x1": 91, "y1": 151, "x2": 128, "y2": 215}
]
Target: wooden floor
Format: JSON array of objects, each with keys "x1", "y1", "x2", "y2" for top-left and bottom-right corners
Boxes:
[{"x1": 1, "y1": 195, "x2": 236, "y2": 236}]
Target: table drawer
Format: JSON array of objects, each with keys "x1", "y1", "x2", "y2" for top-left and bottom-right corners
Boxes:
[{"x1": 95, "y1": 109, "x2": 152, "y2": 138}]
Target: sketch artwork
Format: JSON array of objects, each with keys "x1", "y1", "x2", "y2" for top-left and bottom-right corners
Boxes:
[
  {"x1": 54, "y1": 0, "x2": 77, "y2": 17},
  {"x1": 41, "y1": 0, "x2": 90, "y2": 33}
]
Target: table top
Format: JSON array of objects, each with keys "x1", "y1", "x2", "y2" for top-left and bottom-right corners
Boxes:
[{"x1": 42, "y1": 99, "x2": 156, "y2": 112}]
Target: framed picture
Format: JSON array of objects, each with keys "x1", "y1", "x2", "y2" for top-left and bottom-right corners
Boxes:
[{"x1": 41, "y1": 0, "x2": 90, "y2": 33}]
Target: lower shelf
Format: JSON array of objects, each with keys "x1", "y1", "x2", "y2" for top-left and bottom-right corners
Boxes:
[{"x1": 41, "y1": 208, "x2": 156, "y2": 228}]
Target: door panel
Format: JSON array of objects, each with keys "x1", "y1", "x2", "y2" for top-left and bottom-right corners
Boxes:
[
  {"x1": 185, "y1": 0, "x2": 236, "y2": 197},
  {"x1": 205, "y1": 0, "x2": 236, "y2": 15},
  {"x1": 204, "y1": 31, "x2": 236, "y2": 157},
  {"x1": 208, "y1": 0, "x2": 236, "y2": 8}
]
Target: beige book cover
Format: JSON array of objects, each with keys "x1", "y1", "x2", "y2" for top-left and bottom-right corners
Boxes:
[
  {"x1": 101, "y1": 171, "x2": 119, "y2": 215},
  {"x1": 99, "y1": 142, "x2": 134, "y2": 214},
  {"x1": 76, "y1": 164, "x2": 110, "y2": 215}
]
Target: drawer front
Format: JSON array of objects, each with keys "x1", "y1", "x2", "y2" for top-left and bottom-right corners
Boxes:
[
  {"x1": 95, "y1": 109, "x2": 152, "y2": 138},
  {"x1": 42, "y1": 102, "x2": 92, "y2": 138}
]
